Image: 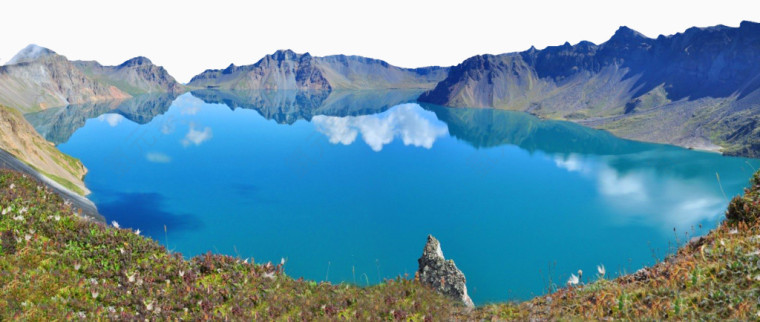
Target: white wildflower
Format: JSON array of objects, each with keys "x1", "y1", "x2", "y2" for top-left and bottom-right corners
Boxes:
[
  {"x1": 567, "y1": 274, "x2": 579, "y2": 285},
  {"x1": 19, "y1": 207, "x2": 27, "y2": 214},
  {"x1": 12, "y1": 215, "x2": 23, "y2": 221},
  {"x1": 107, "y1": 306, "x2": 115, "y2": 313},
  {"x1": 111, "y1": 220, "x2": 120, "y2": 228},
  {"x1": 597, "y1": 264, "x2": 606, "y2": 277},
  {"x1": 1, "y1": 207, "x2": 10, "y2": 215},
  {"x1": 729, "y1": 228, "x2": 739, "y2": 235},
  {"x1": 144, "y1": 300, "x2": 154, "y2": 311},
  {"x1": 54, "y1": 215, "x2": 60, "y2": 221},
  {"x1": 281, "y1": 258, "x2": 286, "y2": 265},
  {"x1": 77, "y1": 312, "x2": 86, "y2": 319},
  {"x1": 74, "y1": 263, "x2": 81, "y2": 271},
  {"x1": 135, "y1": 229, "x2": 141, "y2": 235},
  {"x1": 89, "y1": 278, "x2": 98, "y2": 285},
  {"x1": 720, "y1": 239, "x2": 726, "y2": 246},
  {"x1": 119, "y1": 248, "x2": 125, "y2": 254},
  {"x1": 126, "y1": 272, "x2": 135, "y2": 283},
  {"x1": 263, "y1": 271, "x2": 275, "y2": 280},
  {"x1": 24, "y1": 234, "x2": 31, "y2": 241},
  {"x1": 91, "y1": 291, "x2": 98, "y2": 299},
  {"x1": 9, "y1": 183, "x2": 15, "y2": 190},
  {"x1": 179, "y1": 270, "x2": 185, "y2": 278},
  {"x1": 243, "y1": 258, "x2": 249, "y2": 264}
]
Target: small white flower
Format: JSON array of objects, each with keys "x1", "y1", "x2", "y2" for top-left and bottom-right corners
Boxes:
[
  {"x1": 126, "y1": 272, "x2": 135, "y2": 283},
  {"x1": 19, "y1": 207, "x2": 27, "y2": 214},
  {"x1": 263, "y1": 271, "x2": 275, "y2": 280},
  {"x1": 144, "y1": 300, "x2": 154, "y2": 311},
  {"x1": 89, "y1": 278, "x2": 98, "y2": 285},
  {"x1": 74, "y1": 263, "x2": 81, "y2": 271},
  {"x1": 567, "y1": 274, "x2": 579, "y2": 285},
  {"x1": 77, "y1": 312, "x2": 86, "y2": 319},
  {"x1": 12, "y1": 215, "x2": 24, "y2": 221},
  {"x1": 134, "y1": 229, "x2": 141, "y2": 235},
  {"x1": 729, "y1": 228, "x2": 739, "y2": 235},
  {"x1": 119, "y1": 248, "x2": 125, "y2": 254},
  {"x1": 111, "y1": 221, "x2": 120, "y2": 228},
  {"x1": 24, "y1": 234, "x2": 31, "y2": 241},
  {"x1": 597, "y1": 264, "x2": 606, "y2": 277},
  {"x1": 1, "y1": 207, "x2": 10, "y2": 215},
  {"x1": 243, "y1": 258, "x2": 249, "y2": 264},
  {"x1": 54, "y1": 215, "x2": 60, "y2": 221},
  {"x1": 281, "y1": 258, "x2": 286, "y2": 265},
  {"x1": 91, "y1": 291, "x2": 98, "y2": 299},
  {"x1": 179, "y1": 270, "x2": 185, "y2": 278},
  {"x1": 107, "y1": 306, "x2": 116, "y2": 313},
  {"x1": 9, "y1": 183, "x2": 15, "y2": 190}
]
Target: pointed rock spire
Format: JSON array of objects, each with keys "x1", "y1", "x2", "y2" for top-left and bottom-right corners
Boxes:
[{"x1": 417, "y1": 235, "x2": 474, "y2": 308}]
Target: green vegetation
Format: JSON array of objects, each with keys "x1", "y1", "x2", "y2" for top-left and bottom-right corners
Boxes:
[{"x1": 1, "y1": 168, "x2": 759, "y2": 319}]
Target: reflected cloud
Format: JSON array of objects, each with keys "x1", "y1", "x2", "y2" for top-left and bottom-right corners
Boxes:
[
  {"x1": 98, "y1": 113, "x2": 124, "y2": 127},
  {"x1": 552, "y1": 154, "x2": 726, "y2": 232},
  {"x1": 146, "y1": 152, "x2": 172, "y2": 163},
  {"x1": 182, "y1": 122, "x2": 213, "y2": 147},
  {"x1": 312, "y1": 103, "x2": 448, "y2": 152}
]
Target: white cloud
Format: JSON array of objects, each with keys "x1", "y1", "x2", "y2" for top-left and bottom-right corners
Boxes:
[
  {"x1": 145, "y1": 152, "x2": 171, "y2": 163},
  {"x1": 181, "y1": 122, "x2": 213, "y2": 147},
  {"x1": 312, "y1": 103, "x2": 448, "y2": 152},
  {"x1": 97, "y1": 113, "x2": 123, "y2": 127}
]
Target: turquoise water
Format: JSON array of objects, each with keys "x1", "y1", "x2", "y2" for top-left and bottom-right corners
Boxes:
[{"x1": 38, "y1": 91, "x2": 757, "y2": 304}]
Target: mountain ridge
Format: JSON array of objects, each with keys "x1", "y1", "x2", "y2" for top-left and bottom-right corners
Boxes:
[
  {"x1": 187, "y1": 49, "x2": 449, "y2": 91},
  {"x1": 419, "y1": 21, "x2": 760, "y2": 156},
  {"x1": 0, "y1": 45, "x2": 184, "y2": 112}
]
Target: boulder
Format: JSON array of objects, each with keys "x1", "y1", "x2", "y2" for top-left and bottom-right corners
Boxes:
[{"x1": 417, "y1": 235, "x2": 474, "y2": 308}]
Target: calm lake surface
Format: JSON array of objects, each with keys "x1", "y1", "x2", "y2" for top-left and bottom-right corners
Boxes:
[{"x1": 27, "y1": 90, "x2": 758, "y2": 304}]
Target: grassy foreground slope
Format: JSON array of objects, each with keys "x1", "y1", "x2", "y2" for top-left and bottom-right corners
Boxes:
[{"x1": 1, "y1": 168, "x2": 760, "y2": 320}]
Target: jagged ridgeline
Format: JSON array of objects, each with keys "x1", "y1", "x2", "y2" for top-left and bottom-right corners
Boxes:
[
  {"x1": 0, "y1": 45, "x2": 183, "y2": 113},
  {"x1": 187, "y1": 50, "x2": 449, "y2": 91},
  {"x1": 419, "y1": 21, "x2": 760, "y2": 157}
]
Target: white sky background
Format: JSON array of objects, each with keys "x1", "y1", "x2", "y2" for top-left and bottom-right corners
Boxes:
[{"x1": 2, "y1": 0, "x2": 759, "y2": 83}]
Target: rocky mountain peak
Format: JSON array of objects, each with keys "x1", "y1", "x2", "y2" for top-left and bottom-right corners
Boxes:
[
  {"x1": 417, "y1": 235, "x2": 474, "y2": 308},
  {"x1": 6, "y1": 44, "x2": 57, "y2": 65},
  {"x1": 118, "y1": 56, "x2": 153, "y2": 68},
  {"x1": 611, "y1": 26, "x2": 647, "y2": 41},
  {"x1": 270, "y1": 49, "x2": 299, "y2": 61}
]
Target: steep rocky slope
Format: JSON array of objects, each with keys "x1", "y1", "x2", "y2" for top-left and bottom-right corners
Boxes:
[
  {"x1": 0, "y1": 105, "x2": 88, "y2": 195},
  {"x1": 0, "y1": 45, "x2": 129, "y2": 113},
  {"x1": 419, "y1": 21, "x2": 760, "y2": 156},
  {"x1": 73, "y1": 57, "x2": 184, "y2": 95},
  {"x1": 187, "y1": 50, "x2": 448, "y2": 91},
  {"x1": 0, "y1": 45, "x2": 182, "y2": 113}
]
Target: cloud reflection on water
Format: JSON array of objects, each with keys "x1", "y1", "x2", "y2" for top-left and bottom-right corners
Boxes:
[
  {"x1": 312, "y1": 103, "x2": 448, "y2": 151},
  {"x1": 554, "y1": 154, "x2": 726, "y2": 232}
]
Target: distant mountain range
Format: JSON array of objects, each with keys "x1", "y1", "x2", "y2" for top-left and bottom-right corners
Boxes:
[
  {"x1": 187, "y1": 49, "x2": 449, "y2": 91},
  {"x1": 419, "y1": 21, "x2": 760, "y2": 157},
  {"x1": 2, "y1": 21, "x2": 760, "y2": 157}
]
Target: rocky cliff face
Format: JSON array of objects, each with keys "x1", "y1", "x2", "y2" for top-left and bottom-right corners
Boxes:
[
  {"x1": 187, "y1": 50, "x2": 448, "y2": 91},
  {"x1": 0, "y1": 105, "x2": 88, "y2": 195},
  {"x1": 419, "y1": 21, "x2": 760, "y2": 156},
  {"x1": 0, "y1": 45, "x2": 130, "y2": 113},
  {"x1": 73, "y1": 57, "x2": 184, "y2": 95},
  {"x1": 417, "y1": 235, "x2": 474, "y2": 308}
]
